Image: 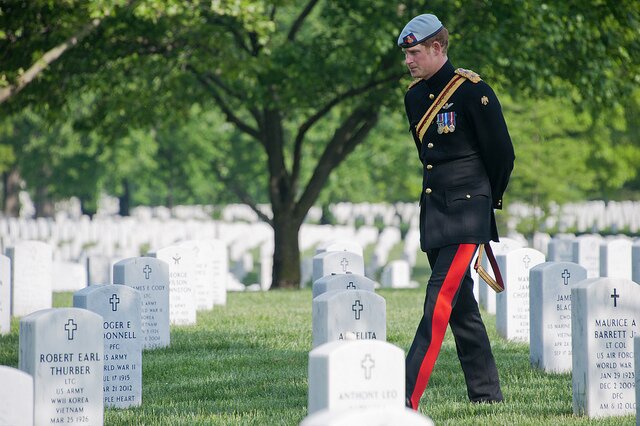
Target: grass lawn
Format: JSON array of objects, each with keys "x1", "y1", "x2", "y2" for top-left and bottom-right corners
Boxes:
[{"x1": 0, "y1": 287, "x2": 635, "y2": 425}]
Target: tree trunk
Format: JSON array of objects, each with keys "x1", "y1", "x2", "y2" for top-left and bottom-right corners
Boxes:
[
  {"x1": 2, "y1": 168, "x2": 21, "y2": 217},
  {"x1": 271, "y1": 209, "x2": 303, "y2": 289},
  {"x1": 34, "y1": 185, "x2": 54, "y2": 218},
  {"x1": 118, "y1": 179, "x2": 131, "y2": 216}
]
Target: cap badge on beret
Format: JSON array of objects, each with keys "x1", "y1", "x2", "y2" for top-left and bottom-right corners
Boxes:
[{"x1": 403, "y1": 33, "x2": 417, "y2": 45}]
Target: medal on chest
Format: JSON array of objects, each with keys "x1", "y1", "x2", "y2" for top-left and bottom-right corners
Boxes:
[{"x1": 436, "y1": 111, "x2": 456, "y2": 134}]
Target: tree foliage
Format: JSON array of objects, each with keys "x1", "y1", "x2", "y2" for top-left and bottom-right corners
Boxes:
[{"x1": 0, "y1": 0, "x2": 639, "y2": 286}]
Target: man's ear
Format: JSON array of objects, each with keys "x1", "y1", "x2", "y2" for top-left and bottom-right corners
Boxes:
[{"x1": 430, "y1": 41, "x2": 442, "y2": 54}]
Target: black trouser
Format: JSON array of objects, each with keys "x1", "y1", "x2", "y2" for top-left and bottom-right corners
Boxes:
[{"x1": 405, "y1": 244, "x2": 503, "y2": 410}]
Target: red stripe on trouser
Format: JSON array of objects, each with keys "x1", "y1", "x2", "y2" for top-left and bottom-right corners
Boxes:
[{"x1": 409, "y1": 243, "x2": 476, "y2": 410}]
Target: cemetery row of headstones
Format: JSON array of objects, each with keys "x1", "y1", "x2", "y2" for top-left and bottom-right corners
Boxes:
[
  {"x1": 302, "y1": 241, "x2": 434, "y2": 424},
  {"x1": 0, "y1": 228, "x2": 237, "y2": 425},
  {"x1": 0, "y1": 214, "x2": 423, "y2": 292},
  {"x1": 509, "y1": 200, "x2": 640, "y2": 234},
  {"x1": 5, "y1": 226, "x2": 640, "y2": 422},
  {"x1": 479, "y1": 236, "x2": 640, "y2": 419},
  {"x1": 309, "y1": 233, "x2": 640, "y2": 420},
  {"x1": 305, "y1": 235, "x2": 640, "y2": 421},
  {"x1": 0, "y1": 238, "x2": 231, "y2": 337},
  {"x1": 1, "y1": 254, "x2": 177, "y2": 425}
]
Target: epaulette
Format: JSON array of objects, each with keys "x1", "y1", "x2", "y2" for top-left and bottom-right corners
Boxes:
[
  {"x1": 407, "y1": 78, "x2": 422, "y2": 91},
  {"x1": 455, "y1": 68, "x2": 482, "y2": 83}
]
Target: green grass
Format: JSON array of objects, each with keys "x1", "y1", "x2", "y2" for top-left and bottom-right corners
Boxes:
[{"x1": 0, "y1": 288, "x2": 635, "y2": 425}]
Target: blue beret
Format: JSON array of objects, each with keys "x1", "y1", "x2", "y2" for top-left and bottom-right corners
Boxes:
[{"x1": 397, "y1": 14, "x2": 443, "y2": 48}]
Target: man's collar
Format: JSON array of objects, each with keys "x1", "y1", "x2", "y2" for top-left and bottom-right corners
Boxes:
[{"x1": 424, "y1": 60, "x2": 455, "y2": 90}]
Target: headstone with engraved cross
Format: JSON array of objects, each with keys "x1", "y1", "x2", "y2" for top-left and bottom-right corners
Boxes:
[
  {"x1": 113, "y1": 257, "x2": 170, "y2": 349},
  {"x1": 0, "y1": 365, "x2": 33, "y2": 426},
  {"x1": 312, "y1": 289, "x2": 386, "y2": 348},
  {"x1": 496, "y1": 248, "x2": 545, "y2": 342},
  {"x1": 529, "y1": 261, "x2": 587, "y2": 373},
  {"x1": 312, "y1": 274, "x2": 376, "y2": 299},
  {"x1": 73, "y1": 284, "x2": 142, "y2": 408},
  {"x1": 0, "y1": 254, "x2": 10, "y2": 334},
  {"x1": 19, "y1": 307, "x2": 104, "y2": 426},
  {"x1": 312, "y1": 251, "x2": 365, "y2": 284},
  {"x1": 149, "y1": 244, "x2": 197, "y2": 325},
  {"x1": 307, "y1": 339, "x2": 404, "y2": 414},
  {"x1": 571, "y1": 277, "x2": 640, "y2": 418}
]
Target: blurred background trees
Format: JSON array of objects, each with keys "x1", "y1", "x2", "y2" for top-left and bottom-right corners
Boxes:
[{"x1": 1, "y1": 0, "x2": 639, "y2": 287}]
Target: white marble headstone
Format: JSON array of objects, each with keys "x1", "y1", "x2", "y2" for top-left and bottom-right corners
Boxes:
[
  {"x1": 0, "y1": 254, "x2": 10, "y2": 334},
  {"x1": 7, "y1": 240, "x2": 52, "y2": 317},
  {"x1": 0, "y1": 365, "x2": 33, "y2": 426},
  {"x1": 532, "y1": 232, "x2": 551, "y2": 256},
  {"x1": 209, "y1": 239, "x2": 228, "y2": 306},
  {"x1": 312, "y1": 290, "x2": 386, "y2": 348},
  {"x1": 315, "y1": 239, "x2": 363, "y2": 257},
  {"x1": 572, "y1": 235, "x2": 602, "y2": 278},
  {"x1": 572, "y1": 277, "x2": 640, "y2": 418},
  {"x1": 599, "y1": 238, "x2": 632, "y2": 279},
  {"x1": 308, "y1": 340, "x2": 404, "y2": 414},
  {"x1": 52, "y1": 261, "x2": 87, "y2": 292},
  {"x1": 496, "y1": 248, "x2": 545, "y2": 342},
  {"x1": 179, "y1": 240, "x2": 215, "y2": 311},
  {"x1": 635, "y1": 335, "x2": 640, "y2": 424},
  {"x1": 73, "y1": 284, "x2": 142, "y2": 408},
  {"x1": 300, "y1": 406, "x2": 434, "y2": 426},
  {"x1": 113, "y1": 257, "x2": 170, "y2": 349},
  {"x1": 632, "y1": 242, "x2": 640, "y2": 285},
  {"x1": 529, "y1": 262, "x2": 587, "y2": 373},
  {"x1": 380, "y1": 260, "x2": 412, "y2": 288},
  {"x1": 149, "y1": 245, "x2": 197, "y2": 325},
  {"x1": 19, "y1": 308, "x2": 104, "y2": 426},
  {"x1": 312, "y1": 274, "x2": 376, "y2": 299},
  {"x1": 86, "y1": 255, "x2": 113, "y2": 286},
  {"x1": 547, "y1": 236, "x2": 575, "y2": 262},
  {"x1": 478, "y1": 238, "x2": 524, "y2": 314},
  {"x1": 312, "y1": 251, "x2": 365, "y2": 283},
  {"x1": 259, "y1": 241, "x2": 273, "y2": 291}
]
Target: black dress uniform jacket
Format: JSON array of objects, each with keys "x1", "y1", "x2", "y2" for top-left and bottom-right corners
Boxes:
[{"x1": 404, "y1": 60, "x2": 515, "y2": 251}]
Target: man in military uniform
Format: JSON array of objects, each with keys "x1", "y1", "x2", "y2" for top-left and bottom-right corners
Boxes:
[{"x1": 397, "y1": 13, "x2": 515, "y2": 410}]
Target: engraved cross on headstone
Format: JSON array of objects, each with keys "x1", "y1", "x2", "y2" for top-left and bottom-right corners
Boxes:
[
  {"x1": 522, "y1": 255, "x2": 531, "y2": 268},
  {"x1": 352, "y1": 300, "x2": 364, "y2": 320},
  {"x1": 561, "y1": 269, "x2": 571, "y2": 285},
  {"x1": 110, "y1": 294, "x2": 120, "y2": 311},
  {"x1": 341, "y1": 258, "x2": 349, "y2": 272},
  {"x1": 64, "y1": 319, "x2": 78, "y2": 340},
  {"x1": 361, "y1": 354, "x2": 375, "y2": 380},
  {"x1": 611, "y1": 288, "x2": 620, "y2": 308},
  {"x1": 346, "y1": 281, "x2": 356, "y2": 290},
  {"x1": 143, "y1": 265, "x2": 152, "y2": 279}
]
